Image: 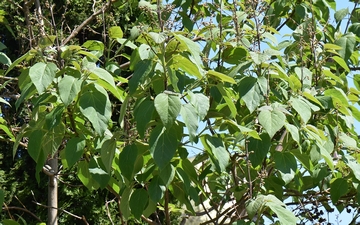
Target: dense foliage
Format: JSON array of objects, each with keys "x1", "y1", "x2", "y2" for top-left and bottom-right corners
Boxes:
[{"x1": 2, "y1": 0, "x2": 360, "y2": 224}]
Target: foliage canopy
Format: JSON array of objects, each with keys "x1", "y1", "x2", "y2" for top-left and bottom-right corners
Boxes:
[{"x1": 2, "y1": 0, "x2": 360, "y2": 224}]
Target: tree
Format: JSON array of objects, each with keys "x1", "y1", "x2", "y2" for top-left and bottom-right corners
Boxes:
[{"x1": 2, "y1": 0, "x2": 360, "y2": 224}]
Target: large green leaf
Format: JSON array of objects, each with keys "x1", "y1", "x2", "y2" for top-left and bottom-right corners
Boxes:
[
  {"x1": 170, "y1": 54, "x2": 202, "y2": 79},
  {"x1": 248, "y1": 133, "x2": 271, "y2": 167},
  {"x1": 335, "y1": 33, "x2": 356, "y2": 62},
  {"x1": 101, "y1": 138, "x2": 116, "y2": 173},
  {"x1": 64, "y1": 137, "x2": 86, "y2": 168},
  {"x1": 29, "y1": 62, "x2": 58, "y2": 94},
  {"x1": 134, "y1": 97, "x2": 155, "y2": 137},
  {"x1": 148, "y1": 175, "x2": 166, "y2": 202},
  {"x1": 79, "y1": 83, "x2": 111, "y2": 136},
  {"x1": 202, "y1": 135, "x2": 230, "y2": 173},
  {"x1": 89, "y1": 157, "x2": 110, "y2": 189},
  {"x1": 180, "y1": 103, "x2": 198, "y2": 142},
  {"x1": 188, "y1": 91, "x2": 209, "y2": 120},
  {"x1": 265, "y1": 195, "x2": 298, "y2": 224},
  {"x1": 149, "y1": 126, "x2": 180, "y2": 169},
  {"x1": 344, "y1": 155, "x2": 360, "y2": 181},
  {"x1": 154, "y1": 93, "x2": 181, "y2": 129},
  {"x1": 129, "y1": 59, "x2": 154, "y2": 94},
  {"x1": 330, "y1": 178, "x2": 348, "y2": 203},
  {"x1": 42, "y1": 122, "x2": 65, "y2": 156},
  {"x1": 258, "y1": 108, "x2": 286, "y2": 138},
  {"x1": 274, "y1": 151, "x2": 297, "y2": 173},
  {"x1": 119, "y1": 144, "x2": 138, "y2": 182},
  {"x1": 58, "y1": 72, "x2": 82, "y2": 106},
  {"x1": 290, "y1": 96, "x2": 312, "y2": 124},
  {"x1": 239, "y1": 77, "x2": 263, "y2": 113},
  {"x1": 27, "y1": 130, "x2": 45, "y2": 163},
  {"x1": 130, "y1": 189, "x2": 149, "y2": 219}
]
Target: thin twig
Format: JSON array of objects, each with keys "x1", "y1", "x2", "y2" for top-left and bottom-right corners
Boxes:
[{"x1": 2, "y1": 206, "x2": 42, "y2": 222}]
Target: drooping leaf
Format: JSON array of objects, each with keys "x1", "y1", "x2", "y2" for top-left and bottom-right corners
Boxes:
[
  {"x1": 119, "y1": 144, "x2": 138, "y2": 182},
  {"x1": 265, "y1": 195, "x2": 298, "y2": 224},
  {"x1": 154, "y1": 93, "x2": 181, "y2": 129},
  {"x1": 274, "y1": 151, "x2": 297, "y2": 174},
  {"x1": 202, "y1": 135, "x2": 230, "y2": 173},
  {"x1": 0, "y1": 52, "x2": 11, "y2": 66},
  {"x1": 150, "y1": 126, "x2": 180, "y2": 169},
  {"x1": 65, "y1": 137, "x2": 86, "y2": 168},
  {"x1": 79, "y1": 83, "x2": 111, "y2": 136},
  {"x1": 148, "y1": 175, "x2": 166, "y2": 202},
  {"x1": 334, "y1": 33, "x2": 356, "y2": 62},
  {"x1": 188, "y1": 91, "x2": 209, "y2": 120},
  {"x1": 101, "y1": 138, "x2": 116, "y2": 173},
  {"x1": 129, "y1": 59, "x2": 154, "y2": 94},
  {"x1": 134, "y1": 97, "x2": 155, "y2": 137},
  {"x1": 27, "y1": 130, "x2": 45, "y2": 163},
  {"x1": 29, "y1": 62, "x2": 58, "y2": 94},
  {"x1": 258, "y1": 108, "x2": 286, "y2": 138},
  {"x1": 330, "y1": 178, "x2": 348, "y2": 203},
  {"x1": 58, "y1": 72, "x2": 82, "y2": 106},
  {"x1": 130, "y1": 189, "x2": 149, "y2": 219},
  {"x1": 290, "y1": 96, "x2": 312, "y2": 124},
  {"x1": 248, "y1": 133, "x2": 271, "y2": 167},
  {"x1": 180, "y1": 103, "x2": 198, "y2": 142}
]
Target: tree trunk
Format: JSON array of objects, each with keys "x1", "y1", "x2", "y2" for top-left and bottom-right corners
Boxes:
[{"x1": 47, "y1": 158, "x2": 58, "y2": 225}]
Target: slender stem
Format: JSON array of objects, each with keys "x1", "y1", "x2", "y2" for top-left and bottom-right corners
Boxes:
[{"x1": 164, "y1": 189, "x2": 171, "y2": 225}]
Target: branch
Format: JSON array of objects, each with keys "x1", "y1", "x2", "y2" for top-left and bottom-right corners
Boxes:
[
  {"x1": 62, "y1": 0, "x2": 113, "y2": 45},
  {"x1": 35, "y1": 0, "x2": 45, "y2": 36},
  {"x1": 2, "y1": 206, "x2": 42, "y2": 222}
]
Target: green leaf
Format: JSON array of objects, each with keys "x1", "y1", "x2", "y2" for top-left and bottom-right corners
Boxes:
[
  {"x1": 43, "y1": 122, "x2": 65, "y2": 156},
  {"x1": 332, "y1": 56, "x2": 350, "y2": 72},
  {"x1": 148, "y1": 175, "x2": 166, "y2": 202},
  {"x1": 284, "y1": 123, "x2": 300, "y2": 144},
  {"x1": 290, "y1": 96, "x2": 312, "y2": 124},
  {"x1": 89, "y1": 157, "x2": 110, "y2": 189},
  {"x1": 134, "y1": 97, "x2": 155, "y2": 137},
  {"x1": 149, "y1": 32, "x2": 166, "y2": 44},
  {"x1": 65, "y1": 137, "x2": 86, "y2": 168},
  {"x1": 274, "y1": 152, "x2": 297, "y2": 173},
  {"x1": 109, "y1": 26, "x2": 123, "y2": 39},
  {"x1": 159, "y1": 163, "x2": 175, "y2": 187},
  {"x1": 239, "y1": 77, "x2": 263, "y2": 113},
  {"x1": 0, "y1": 52, "x2": 11, "y2": 66},
  {"x1": 29, "y1": 62, "x2": 58, "y2": 94},
  {"x1": 170, "y1": 54, "x2": 202, "y2": 79},
  {"x1": 27, "y1": 130, "x2": 45, "y2": 163},
  {"x1": 130, "y1": 189, "x2": 148, "y2": 219},
  {"x1": 216, "y1": 84, "x2": 237, "y2": 118},
  {"x1": 188, "y1": 91, "x2": 209, "y2": 120},
  {"x1": 248, "y1": 133, "x2": 271, "y2": 167},
  {"x1": 344, "y1": 155, "x2": 360, "y2": 181},
  {"x1": 330, "y1": 178, "x2": 348, "y2": 203},
  {"x1": 258, "y1": 108, "x2": 286, "y2": 138},
  {"x1": 334, "y1": 8, "x2": 349, "y2": 23},
  {"x1": 119, "y1": 144, "x2": 138, "y2": 182},
  {"x1": 58, "y1": 72, "x2": 82, "y2": 106},
  {"x1": 180, "y1": 104, "x2": 198, "y2": 142},
  {"x1": 89, "y1": 67, "x2": 116, "y2": 89},
  {"x1": 335, "y1": 33, "x2": 356, "y2": 62},
  {"x1": 129, "y1": 59, "x2": 154, "y2": 94},
  {"x1": 202, "y1": 135, "x2": 230, "y2": 173},
  {"x1": 101, "y1": 138, "x2": 116, "y2": 173},
  {"x1": 79, "y1": 83, "x2": 111, "y2": 136},
  {"x1": 294, "y1": 67, "x2": 312, "y2": 89},
  {"x1": 207, "y1": 70, "x2": 236, "y2": 84},
  {"x1": 265, "y1": 195, "x2": 298, "y2": 224},
  {"x1": 150, "y1": 126, "x2": 180, "y2": 169},
  {"x1": 45, "y1": 105, "x2": 64, "y2": 130},
  {"x1": 2, "y1": 219, "x2": 21, "y2": 225},
  {"x1": 173, "y1": 34, "x2": 202, "y2": 66},
  {"x1": 120, "y1": 187, "x2": 132, "y2": 220},
  {"x1": 222, "y1": 46, "x2": 248, "y2": 64},
  {"x1": 154, "y1": 93, "x2": 181, "y2": 129}
]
